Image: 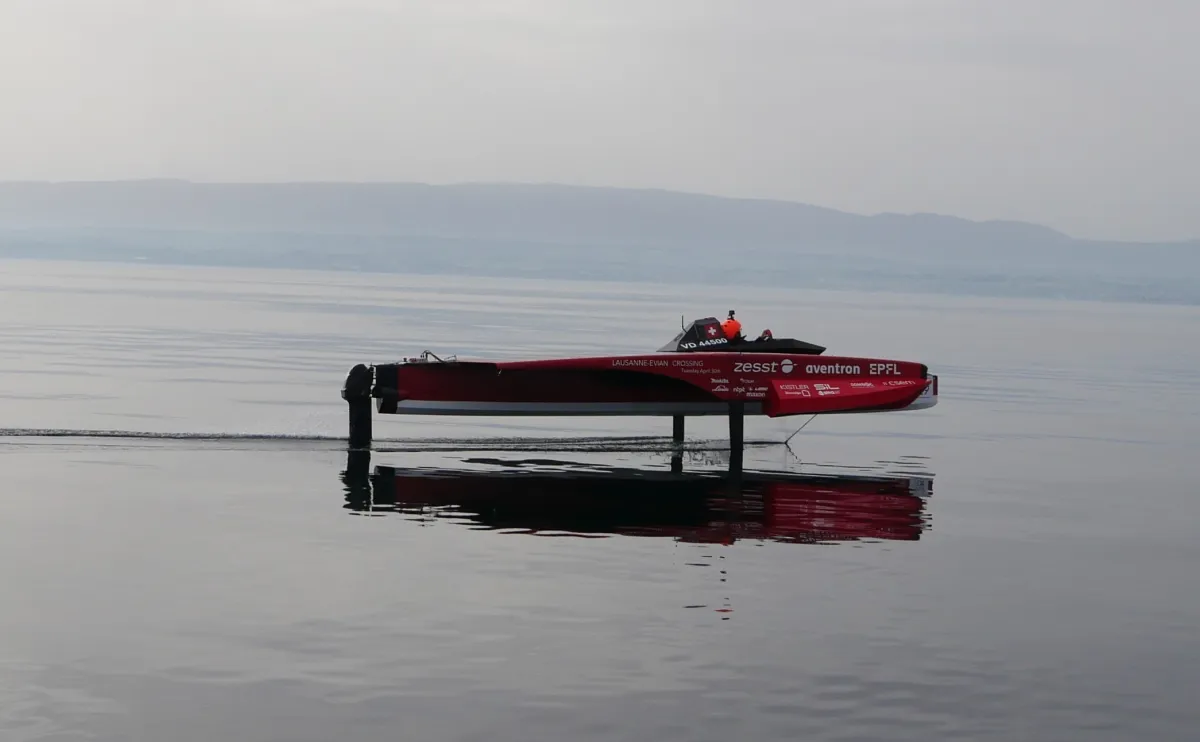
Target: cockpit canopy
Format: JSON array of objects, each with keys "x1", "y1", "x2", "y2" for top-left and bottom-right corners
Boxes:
[
  {"x1": 657, "y1": 317, "x2": 731, "y2": 352},
  {"x1": 658, "y1": 317, "x2": 827, "y2": 355}
]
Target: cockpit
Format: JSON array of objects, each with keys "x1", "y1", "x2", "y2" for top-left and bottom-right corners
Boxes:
[{"x1": 657, "y1": 317, "x2": 826, "y2": 355}]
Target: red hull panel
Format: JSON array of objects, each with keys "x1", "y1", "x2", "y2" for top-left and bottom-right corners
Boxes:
[
  {"x1": 764, "y1": 378, "x2": 930, "y2": 415},
  {"x1": 377, "y1": 352, "x2": 937, "y2": 417}
]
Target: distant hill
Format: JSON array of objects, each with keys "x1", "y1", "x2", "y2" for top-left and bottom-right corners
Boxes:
[
  {"x1": 2, "y1": 178, "x2": 1195, "y2": 250},
  {"x1": 0, "y1": 180, "x2": 1196, "y2": 305},
  {"x1": 0, "y1": 179, "x2": 1081, "y2": 247}
]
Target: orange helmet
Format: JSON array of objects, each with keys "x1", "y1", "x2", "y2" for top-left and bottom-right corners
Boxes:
[{"x1": 721, "y1": 317, "x2": 742, "y2": 339}]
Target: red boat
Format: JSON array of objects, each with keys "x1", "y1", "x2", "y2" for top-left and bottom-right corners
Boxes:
[{"x1": 341, "y1": 312, "x2": 938, "y2": 449}]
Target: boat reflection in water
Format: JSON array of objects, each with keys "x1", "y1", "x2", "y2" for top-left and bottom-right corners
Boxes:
[{"x1": 341, "y1": 451, "x2": 933, "y2": 545}]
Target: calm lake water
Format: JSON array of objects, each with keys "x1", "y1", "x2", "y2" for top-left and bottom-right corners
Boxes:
[{"x1": 2, "y1": 257, "x2": 1199, "y2": 741}]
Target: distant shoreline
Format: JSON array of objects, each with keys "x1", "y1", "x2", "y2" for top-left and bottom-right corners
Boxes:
[
  {"x1": 2, "y1": 180, "x2": 1195, "y2": 307},
  {"x1": 2, "y1": 234, "x2": 1196, "y2": 309}
]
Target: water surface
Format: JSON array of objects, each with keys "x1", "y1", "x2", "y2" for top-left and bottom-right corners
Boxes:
[{"x1": 2, "y1": 258, "x2": 1198, "y2": 740}]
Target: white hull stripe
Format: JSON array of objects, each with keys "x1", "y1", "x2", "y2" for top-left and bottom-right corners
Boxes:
[{"x1": 384, "y1": 401, "x2": 749, "y2": 416}]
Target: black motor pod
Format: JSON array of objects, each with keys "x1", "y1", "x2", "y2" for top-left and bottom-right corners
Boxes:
[{"x1": 342, "y1": 363, "x2": 373, "y2": 400}]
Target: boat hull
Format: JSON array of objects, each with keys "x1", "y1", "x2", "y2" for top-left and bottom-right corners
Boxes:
[{"x1": 372, "y1": 352, "x2": 938, "y2": 418}]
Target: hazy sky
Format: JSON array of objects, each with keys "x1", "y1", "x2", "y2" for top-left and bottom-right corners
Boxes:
[{"x1": 2, "y1": 0, "x2": 1196, "y2": 241}]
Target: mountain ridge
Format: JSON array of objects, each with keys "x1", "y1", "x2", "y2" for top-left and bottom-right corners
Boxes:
[
  {"x1": 2, "y1": 179, "x2": 1196, "y2": 307},
  {"x1": 5, "y1": 178, "x2": 1190, "y2": 249}
]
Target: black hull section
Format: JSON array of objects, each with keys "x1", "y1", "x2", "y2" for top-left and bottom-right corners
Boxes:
[{"x1": 690, "y1": 337, "x2": 826, "y2": 355}]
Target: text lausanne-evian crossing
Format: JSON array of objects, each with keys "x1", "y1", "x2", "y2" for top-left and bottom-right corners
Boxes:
[{"x1": 609, "y1": 357, "x2": 908, "y2": 376}]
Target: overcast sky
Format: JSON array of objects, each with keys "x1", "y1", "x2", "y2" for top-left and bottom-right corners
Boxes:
[{"x1": 1, "y1": 0, "x2": 1196, "y2": 241}]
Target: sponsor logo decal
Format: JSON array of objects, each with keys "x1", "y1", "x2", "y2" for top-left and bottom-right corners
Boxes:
[
  {"x1": 778, "y1": 382, "x2": 811, "y2": 397},
  {"x1": 734, "y1": 361, "x2": 780, "y2": 373},
  {"x1": 869, "y1": 362, "x2": 903, "y2": 376},
  {"x1": 713, "y1": 385, "x2": 729, "y2": 392},
  {"x1": 805, "y1": 363, "x2": 862, "y2": 374},
  {"x1": 710, "y1": 378, "x2": 730, "y2": 385},
  {"x1": 850, "y1": 382, "x2": 874, "y2": 388},
  {"x1": 731, "y1": 358, "x2": 797, "y2": 374}
]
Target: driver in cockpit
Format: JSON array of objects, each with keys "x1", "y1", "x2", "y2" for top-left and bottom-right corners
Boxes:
[
  {"x1": 721, "y1": 310, "x2": 743, "y2": 341},
  {"x1": 721, "y1": 310, "x2": 772, "y2": 343}
]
